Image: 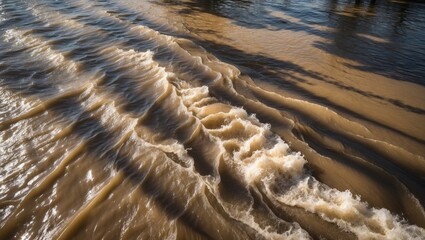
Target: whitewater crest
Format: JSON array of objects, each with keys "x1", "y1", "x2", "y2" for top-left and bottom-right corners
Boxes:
[
  {"x1": 178, "y1": 81, "x2": 425, "y2": 240},
  {"x1": 0, "y1": 0, "x2": 424, "y2": 239}
]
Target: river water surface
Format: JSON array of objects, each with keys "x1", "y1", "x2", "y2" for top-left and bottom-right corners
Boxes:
[{"x1": 1, "y1": 0, "x2": 425, "y2": 239}]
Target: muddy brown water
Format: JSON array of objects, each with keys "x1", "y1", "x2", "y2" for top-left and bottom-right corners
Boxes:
[{"x1": 1, "y1": 0, "x2": 424, "y2": 239}]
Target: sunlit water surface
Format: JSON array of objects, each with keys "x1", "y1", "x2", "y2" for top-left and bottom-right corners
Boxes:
[{"x1": 1, "y1": 0, "x2": 425, "y2": 239}]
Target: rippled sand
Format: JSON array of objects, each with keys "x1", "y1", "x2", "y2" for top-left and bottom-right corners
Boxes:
[{"x1": 0, "y1": 0, "x2": 424, "y2": 239}]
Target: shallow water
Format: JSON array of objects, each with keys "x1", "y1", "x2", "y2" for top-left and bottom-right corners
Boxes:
[{"x1": 0, "y1": 0, "x2": 424, "y2": 239}]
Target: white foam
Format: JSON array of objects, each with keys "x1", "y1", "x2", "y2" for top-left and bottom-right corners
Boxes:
[
  {"x1": 268, "y1": 177, "x2": 425, "y2": 240},
  {"x1": 178, "y1": 80, "x2": 425, "y2": 239},
  {"x1": 4, "y1": 3, "x2": 423, "y2": 237},
  {"x1": 244, "y1": 139, "x2": 306, "y2": 184}
]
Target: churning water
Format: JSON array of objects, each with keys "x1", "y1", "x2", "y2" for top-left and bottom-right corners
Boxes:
[{"x1": 1, "y1": 0, "x2": 425, "y2": 239}]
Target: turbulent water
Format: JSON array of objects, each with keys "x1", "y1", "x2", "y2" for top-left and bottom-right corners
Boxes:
[{"x1": 1, "y1": 0, "x2": 425, "y2": 239}]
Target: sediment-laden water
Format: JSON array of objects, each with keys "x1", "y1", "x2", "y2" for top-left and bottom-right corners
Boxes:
[{"x1": 1, "y1": 0, "x2": 424, "y2": 239}]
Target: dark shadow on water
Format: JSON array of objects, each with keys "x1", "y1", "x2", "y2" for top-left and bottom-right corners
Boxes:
[
  {"x1": 0, "y1": 42, "x2": 220, "y2": 240},
  {"x1": 154, "y1": 0, "x2": 425, "y2": 85},
  {"x1": 77, "y1": 0, "x2": 425, "y2": 118},
  {"x1": 0, "y1": 2, "x2": 255, "y2": 238},
  {"x1": 1, "y1": 0, "x2": 424, "y2": 233},
  {"x1": 90, "y1": 0, "x2": 425, "y2": 218}
]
